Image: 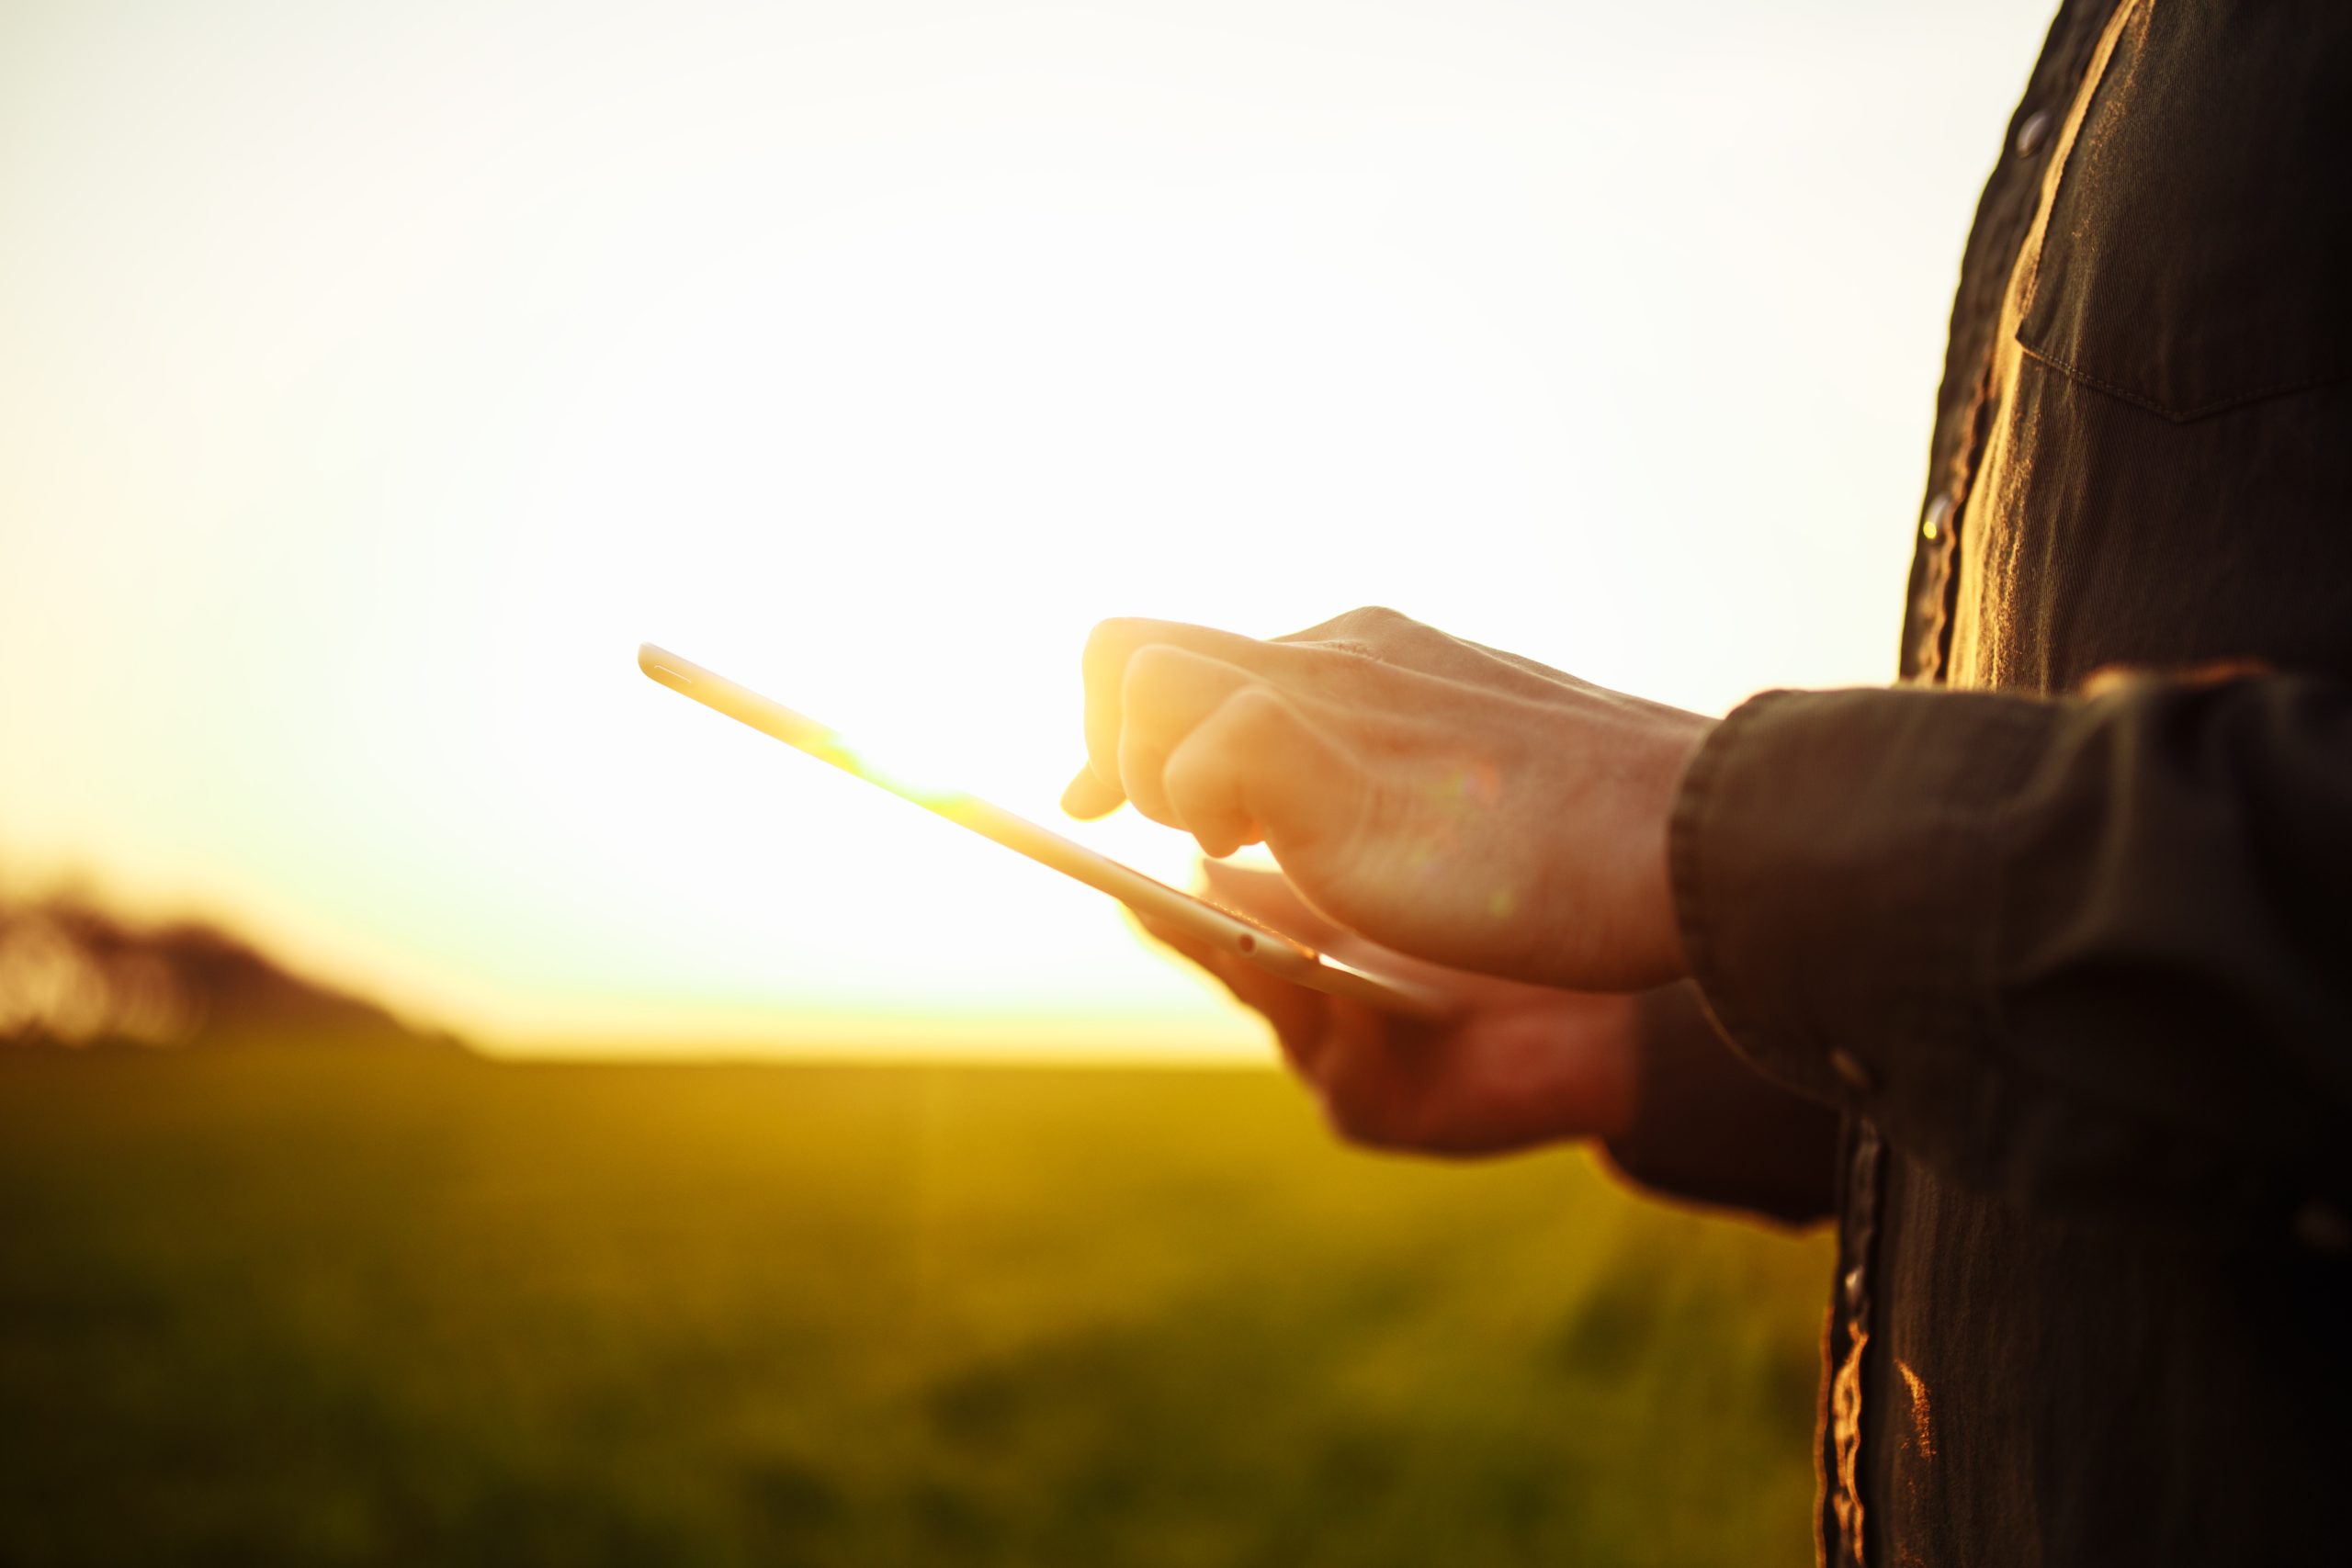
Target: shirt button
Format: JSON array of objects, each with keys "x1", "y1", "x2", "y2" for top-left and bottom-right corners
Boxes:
[
  {"x1": 2014, "y1": 108, "x2": 2053, "y2": 158},
  {"x1": 2293, "y1": 1200, "x2": 2352, "y2": 1256},
  {"x1": 1828, "y1": 1049, "x2": 1874, "y2": 1094},
  {"x1": 1921, "y1": 494, "x2": 1952, "y2": 542}
]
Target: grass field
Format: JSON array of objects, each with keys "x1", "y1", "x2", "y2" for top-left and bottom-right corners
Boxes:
[{"x1": 0, "y1": 1051, "x2": 1831, "y2": 1567}]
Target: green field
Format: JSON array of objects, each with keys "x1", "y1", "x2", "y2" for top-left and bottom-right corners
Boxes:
[{"x1": 0, "y1": 1052, "x2": 1830, "y2": 1567}]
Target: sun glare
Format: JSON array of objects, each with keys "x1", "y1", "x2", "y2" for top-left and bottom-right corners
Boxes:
[{"x1": 0, "y1": 0, "x2": 2058, "y2": 1056}]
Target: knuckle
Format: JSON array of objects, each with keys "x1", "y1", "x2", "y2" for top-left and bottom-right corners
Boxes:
[
  {"x1": 1160, "y1": 728, "x2": 1212, "y2": 787},
  {"x1": 1122, "y1": 773, "x2": 1179, "y2": 828},
  {"x1": 1341, "y1": 604, "x2": 1411, "y2": 636},
  {"x1": 1122, "y1": 640, "x2": 1183, "y2": 692},
  {"x1": 1086, "y1": 615, "x2": 1143, "y2": 647},
  {"x1": 1161, "y1": 750, "x2": 1237, "y2": 843},
  {"x1": 1117, "y1": 726, "x2": 1163, "y2": 780},
  {"x1": 1083, "y1": 617, "x2": 1146, "y2": 673},
  {"x1": 1221, "y1": 683, "x2": 1291, "y2": 734},
  {"x1": 1320, "y1": 606, "x2": 1425, "y2": 663}
]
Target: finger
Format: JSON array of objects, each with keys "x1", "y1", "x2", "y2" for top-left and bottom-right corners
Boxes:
[
  {"x1": 1305, "y1": 994, "x2": 1428, "y2": 1145},
  {"x1": 1117, "y1": 645, "x2": 1253, "y2": 829},
  {"x1": 1159, "y1": 684, "x2": 1349, "y2": 860},
  {"x1": 1080, "y1": 617, "x2": 1303, "y2": 796},
  {"x1": 1132, "y1": 911, "x2": 1333, "y2": 1075},
  {"x1": 1196, "y1": 858, "x2": 1525, "y2": 1009},
  {"x1": 1060, "y1": 766, "x2": 1125, "y2": 820},
  {"x1": 1195, "y1": 861, "x2": 1342, "y2": 944}
]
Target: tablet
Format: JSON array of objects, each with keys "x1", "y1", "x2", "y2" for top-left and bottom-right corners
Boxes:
[{"x1": 638, "y1": 643, "x2": 1451, "y2": 1021}]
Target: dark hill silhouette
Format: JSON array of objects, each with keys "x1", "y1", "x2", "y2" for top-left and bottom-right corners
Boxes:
[{"x1": 0, "y1": 897, "x2": 463, "y2": 1053}]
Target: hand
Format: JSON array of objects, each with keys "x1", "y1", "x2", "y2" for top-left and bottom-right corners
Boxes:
[
  {"x1": 1141, "y1": 863, "x2": 1638, "y2": 1156},
  {"x1": 1063, "y1": 606, "x2": 1713, "y2": 990}
]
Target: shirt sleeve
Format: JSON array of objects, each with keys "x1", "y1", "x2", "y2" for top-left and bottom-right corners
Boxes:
[
  {"x1": 1672, "y1": 674, "x2": 2352, "y2": 1226},
  {"x1": 1600, "y1": 981, "x2": 1842, "y2": 1228}
]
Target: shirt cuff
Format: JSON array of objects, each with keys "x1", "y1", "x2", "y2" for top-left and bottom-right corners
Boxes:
[
  {"x1": 1669, "y1": 686, "x2": 2055, "y2": 1111},
  {"x1": 1602, "y1": 982, "x2": 1842, "y2": 1227}
]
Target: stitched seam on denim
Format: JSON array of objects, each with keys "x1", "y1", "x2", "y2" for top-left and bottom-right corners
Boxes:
[{"x1": 2015, "y1": 339, "x2": 2352, "y2": 423}]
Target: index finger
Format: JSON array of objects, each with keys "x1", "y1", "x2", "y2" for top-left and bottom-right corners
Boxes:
[{"x1": 1079, "y1": 617, "x2": 1297, "y2": 794}]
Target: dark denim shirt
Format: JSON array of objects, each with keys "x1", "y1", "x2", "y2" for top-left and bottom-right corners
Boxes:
[{"x1": 1609, "y1": 3, "x2": 2352, "y2": 1562}]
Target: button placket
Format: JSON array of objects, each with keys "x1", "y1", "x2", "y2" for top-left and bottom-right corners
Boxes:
[
  {"x1": 1907, "y1": 496, "x2": 1962, "y2": 682},
  {"x1": 1830, "y1": 1121, "x2": 1886, "y2": 1566}
]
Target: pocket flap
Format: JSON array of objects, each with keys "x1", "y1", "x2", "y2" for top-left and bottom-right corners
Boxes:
[{"x1": 2016, "y1": 1, "x2": 2352, "y2": 422}]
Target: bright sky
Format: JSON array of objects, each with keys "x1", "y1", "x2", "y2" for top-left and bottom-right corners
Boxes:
[{"x1": 0, "y1": 0, "x2": 2055, "y2": 1058}]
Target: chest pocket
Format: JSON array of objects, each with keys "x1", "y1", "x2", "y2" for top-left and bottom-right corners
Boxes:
[{"x1": 2016, "y1": 0, "x2": 2352, "y2": 423}]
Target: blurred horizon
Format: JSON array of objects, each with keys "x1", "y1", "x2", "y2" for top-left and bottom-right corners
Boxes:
[
  {"x1": 0, "y1": 0, "x2": 2058, "y2": 1058},
  {"x1": 1, "y1": 1048, "x2": 1834, "y2": 1564}
]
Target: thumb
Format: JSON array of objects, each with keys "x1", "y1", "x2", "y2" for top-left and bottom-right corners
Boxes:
[{"x1": 1060, "y1": 765, "x2": 1126, "y2": 819}]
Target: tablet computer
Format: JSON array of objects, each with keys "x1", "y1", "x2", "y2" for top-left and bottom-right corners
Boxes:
[{"x1": 638, "y1": 643, "x2": 1450, "y2": 1020}]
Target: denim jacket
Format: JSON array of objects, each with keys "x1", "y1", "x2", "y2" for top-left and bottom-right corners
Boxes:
[{"x1": 1609, "y1": 3, "x2": 2352, "y2": 1562}]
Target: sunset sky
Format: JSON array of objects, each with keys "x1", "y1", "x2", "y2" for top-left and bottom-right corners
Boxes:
[{"x1": 1, "y1": 0, "x2": 2054, "y2": 1058}]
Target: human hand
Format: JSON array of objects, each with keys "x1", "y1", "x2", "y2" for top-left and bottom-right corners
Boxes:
[
  {"x1": 1140, "y1": 862, "x2": 1637, "y2": 1155},
  {"x1": 1063, "y1": 606, "x2": 1713, "y2": 990}
]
